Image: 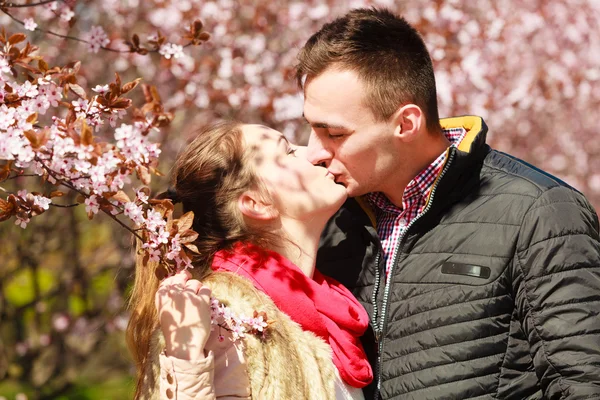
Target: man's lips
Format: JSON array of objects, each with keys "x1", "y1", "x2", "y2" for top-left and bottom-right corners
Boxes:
[{"x1": 326, "y1": 170, "x2": 347, "y2": 187}]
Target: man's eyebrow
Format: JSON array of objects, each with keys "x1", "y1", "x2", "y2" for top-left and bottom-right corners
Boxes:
[{"x1": 302, "y1": 113, "x2": 351, "y2": 131}]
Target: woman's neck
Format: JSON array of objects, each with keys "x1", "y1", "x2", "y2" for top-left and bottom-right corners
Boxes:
[{"x1": 272, "y1": 217, "x2": 326, "y2": 279}]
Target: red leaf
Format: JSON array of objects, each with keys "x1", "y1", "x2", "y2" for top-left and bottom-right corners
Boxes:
[
  {"x1": 49, "y1": 191, "x2": 64, "y2": 198},
  {"x1": 23, "y1": 130, "x2": 40, "y2": 149},
  {"x1": 183, "y1": 243, "x2": 200, "y2": 254},
  {"x1": 121, "y1": 78, "x2": 142, "y2": 94},
  {"x1": 179, "y1": 230, "x2": 199, "y2": 244},
  {"x1": 8, "y1": 33, "x2": 26, "y2": 45},
  {"x1": 110, "y1": 98, "x2": 132, "y2": 110},
  {"x1": 38, "y1": 59, "x2": 48, "y2": 73},
  {"x1": 111, "y1": 190, "x2": 131, "y2": 204},
  {"x1": 80, "y1": 121, "x2": 93, "y2": 146},
  {"x1": 69, "y1": 83, "x2": 87, "y2": 100},
  {"x1": 135, "y1": 166, "x2": 151, "y2": 185},
  {"x1": 26, "y1": 112, "x2": 38, "y2": 124},
  {"x1": 175, "y1": 211, "x2": 195, "y2": 232}
]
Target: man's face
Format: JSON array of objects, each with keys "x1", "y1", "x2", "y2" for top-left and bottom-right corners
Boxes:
[{"x1": 303, "y1": 68, "x2": 399, "y2": 197}]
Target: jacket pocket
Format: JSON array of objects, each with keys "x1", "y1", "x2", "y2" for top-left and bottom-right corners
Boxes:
[{"x1": 441, "y1": 261, "x2": 491, "y2": 279}]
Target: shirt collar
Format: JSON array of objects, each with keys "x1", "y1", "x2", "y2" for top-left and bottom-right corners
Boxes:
[{"x1": 366, "y1": 127, "x2": 467, "y2": 214}]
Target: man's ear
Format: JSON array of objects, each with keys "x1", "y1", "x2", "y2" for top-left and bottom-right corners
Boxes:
[
  {"x1": 392, "y1": 104, "x2": 424, "y2": 142},
  {"x1": 238, "y1": 191, "x2": 278, "y2": 221}
]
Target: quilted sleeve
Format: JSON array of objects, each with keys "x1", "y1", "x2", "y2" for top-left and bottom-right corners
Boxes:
[{"x1": 515, "y1": 186, "x2": 600, "y2": 399}]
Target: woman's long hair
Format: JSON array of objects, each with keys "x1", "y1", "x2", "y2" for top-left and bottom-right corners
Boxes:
[{"x1": 126, "y1": 121, "x2": 276, "y2": 398}]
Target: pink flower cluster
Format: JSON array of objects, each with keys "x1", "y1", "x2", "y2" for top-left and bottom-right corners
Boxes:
[
  {"x1": 84, "y1": 26, "x2": 110, "y2": 53},
  {"x1": 0, "y1": 34, "x2": 192, "y2": 273},
  {"x1": 210, "y1": 298, "x2": 269, "y2": 341}
]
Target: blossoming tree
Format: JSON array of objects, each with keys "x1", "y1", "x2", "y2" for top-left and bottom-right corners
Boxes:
[{"x1": 1, "y1": 0, "x2": 599, "y2": 398}]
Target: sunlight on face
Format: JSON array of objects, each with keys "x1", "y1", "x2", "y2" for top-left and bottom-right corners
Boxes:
[
  {"x1": 241, "y1": 124, "x2": 347, "y2": 221},
  {"x1": 303, "y1": 69, "x2": 400, "y2": 197}
]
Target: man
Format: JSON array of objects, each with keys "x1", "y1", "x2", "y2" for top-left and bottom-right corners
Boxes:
[{"x1": 296, "y1": 7, "x2": 600, "y2": 400}]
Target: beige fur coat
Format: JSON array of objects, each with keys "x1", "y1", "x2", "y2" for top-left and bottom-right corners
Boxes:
[{"x1": 139, "y1": 271, "x2": 336, "y2": 399}]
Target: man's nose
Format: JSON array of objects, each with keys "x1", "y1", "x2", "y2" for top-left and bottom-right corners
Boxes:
[{"x1": 306, "y1": 133, "x2": 332, "y2": 166}]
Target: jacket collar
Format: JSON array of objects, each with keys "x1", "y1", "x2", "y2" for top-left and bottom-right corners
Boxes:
[{"x1": 356, "y1": 115, "x2": 489, "y2": 228}]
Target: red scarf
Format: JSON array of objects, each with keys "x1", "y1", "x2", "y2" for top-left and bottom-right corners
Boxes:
[{"x1": 211, "y1": 242, "x2": 373, "y2": 388}]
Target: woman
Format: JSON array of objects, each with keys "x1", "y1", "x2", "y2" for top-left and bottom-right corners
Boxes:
[{"x1": 127, "y1": 121, "x2": 372, "y2": 399}]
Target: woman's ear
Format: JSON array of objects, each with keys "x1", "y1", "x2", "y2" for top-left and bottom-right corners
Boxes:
[
  {"x1": 238, "y1": 191, "x2": 278, "y2": 221},
  {"x1": 392, "y1": 104, "x2": 424, "y2": 142}
]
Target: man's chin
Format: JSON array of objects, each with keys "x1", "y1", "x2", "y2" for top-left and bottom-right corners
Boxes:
[{"x1": 345, "y1": 184, "x2": 367, "y2": 198}]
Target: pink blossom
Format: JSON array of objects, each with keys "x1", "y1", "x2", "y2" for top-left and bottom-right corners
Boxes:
[
  {"x1": 85, "y1": 196, "x2": 100, "y2": 214},
  {"x1": 144, "y1": 209, "x2": 166, "y2": 231},
  {"x1": 71, "y1": 98, "x2": 89, "y2": 113},
  {"x1": 45, "y1": 84, "x2": 63, "y2": 106},
  {"x1": 52, "y1": 314, "x2": 70, "y2": 332},
  {"x1": 230, "y1": 324, "x2": 246, "y2": 341},
  {"x1": 17, "y1": 80, "x2": 38, "y2": 98},
  {"x1": 159, "y1": 43, "x2": 184, "y2": 60},
  {"x1": 0, "y1": 105, "x2": 16, "y2": 130},
  {"x1": 33, "y1": 195, "x2": 52, "y2": 210},
  {"x1": 15, "y1": 342, "x2": 28, "y2": 356},
  {"x1": 251, "y1": 315, "x2": 267, "y2": 332},
  {"x1": 85, "y1": 26, "x2": 110, "y2": 53},
  {"x1": 39, "y1": 334, "x2": 51, "y2": 346},
  {"x1": 156, "y1": 228, "x2": 170, "y2": 244},
  {"x1": 24, "y1": 18, "x2": 38, "y2": 31},
  {"x1": 15, "y1": 216, "x2": 30, "y2": 229},
  {"x1": 33, "y1": 96, "x2": 51, "y2": 115},
  {"x1": 92, "y1": 84, "x2": 110, "y2": 94},
  {"x1": 112, "y1": 315, "x2": 129, "y2": 331},
  {"x1": 136, "y1": 190, "x2": 149, "y2": 204},
  {"x1": 60, "y1": 8, "x2": 75, "y2": 21},
  {"x1": 123, "y1": 201, "x2": 144, "y2": 224},
  {"x1": 0, "y1": 57, "x2": 10, "y2": 75},
  {"x1": 148, "y1": 248, "x2": 161, "y2": 262}
]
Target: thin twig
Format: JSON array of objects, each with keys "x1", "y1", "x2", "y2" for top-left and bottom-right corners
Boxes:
[
  {"x1": 49, "y1": 202, "x2": 78, "y2": 208},
  {"x1": 1, "y1": 10, "x2": 124, "y2": 51},
  {"x1": 1, "y1": 9, "x2": 194, "y2": 54},
  {"x1": 7, "y1": 173, "x2": 40, "y2": 180},
  {"x1": 1, "y1": 0, "x2": 60, "y2": 8},
  {"x1": 34, "y1": 156, "x2": 145, "y2": 242}
]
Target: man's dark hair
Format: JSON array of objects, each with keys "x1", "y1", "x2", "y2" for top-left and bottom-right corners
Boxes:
[{"x1": 296, "y1": 8, "x2": 442, "y2": 133}]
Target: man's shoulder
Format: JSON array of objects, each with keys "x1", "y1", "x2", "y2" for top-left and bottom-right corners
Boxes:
[{"x1": 481, "y1": 149, "x2": 587, "y2": 203}]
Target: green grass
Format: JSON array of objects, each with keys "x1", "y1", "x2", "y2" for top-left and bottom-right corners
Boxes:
[{"x1": 0, "y1": 376, "x2": 134, "y2": 400}]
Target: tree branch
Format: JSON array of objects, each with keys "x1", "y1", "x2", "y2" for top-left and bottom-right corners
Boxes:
[
  {"x1": 1, "y1": 8, "x2": 195, "y2": 54},
  {"x1": 1, "y1": 0, "x2": 61, "y2": 8},
  {"x1": 33, "y1": 156, "x2": 145, "y2": 243},
  {"x1": 7, "y1": 173, "x2": 40, "y2": 180}
]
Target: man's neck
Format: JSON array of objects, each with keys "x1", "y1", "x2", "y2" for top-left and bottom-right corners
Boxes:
[{"x1": 383, "y1": 132, "x2": 451, "y2": 207}]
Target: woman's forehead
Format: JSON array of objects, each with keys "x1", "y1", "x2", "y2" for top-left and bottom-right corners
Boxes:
[{"x1": 242, "y1": 124, "x2": 285, "y2": 146}]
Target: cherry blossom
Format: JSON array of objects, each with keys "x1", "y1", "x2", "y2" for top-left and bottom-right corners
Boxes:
[
  {"x1": 23, "y1": 18, "x2": 37, "y2": 31},
  {"x1": 159, "y1": 43, "x2": 184, "y2": 59},
  {"x1": 84, "y1": 26, "x2": 111, "y2": 53},
  {"x1": 0, "y1": 1, "x2": 599, "y2": 395}
]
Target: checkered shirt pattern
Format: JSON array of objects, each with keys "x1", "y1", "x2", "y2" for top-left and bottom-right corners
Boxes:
[{"x1": 366, "y1": 127, "x2": 467, "y2": 276}]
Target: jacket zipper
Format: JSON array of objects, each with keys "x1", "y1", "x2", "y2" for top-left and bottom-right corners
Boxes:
[
  {"x1": 371, "y1": 251, "x2": 382, "y2": 332},
  {"x1": 371, "y1": 249, "x2": 382, "y2": 392},
  {"x1": 372, "y1": 148, "x2": 456, "y2": 399}
]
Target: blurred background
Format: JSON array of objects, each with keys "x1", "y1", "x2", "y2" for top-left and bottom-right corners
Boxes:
[{"x1": 1, "y1": 0, "x2": 599, "y2": 398}]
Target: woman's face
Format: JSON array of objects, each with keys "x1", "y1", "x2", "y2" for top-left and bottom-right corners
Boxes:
[{"x1": 241, "y1": 124, "x2": 347, "y2": 222}]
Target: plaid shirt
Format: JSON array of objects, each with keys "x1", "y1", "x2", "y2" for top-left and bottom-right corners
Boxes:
[{"x1": 366, "y1": 127, "x2": 467, "y2": 276}]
